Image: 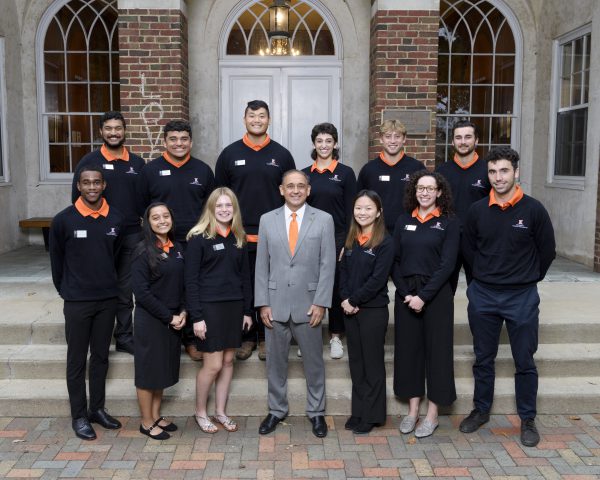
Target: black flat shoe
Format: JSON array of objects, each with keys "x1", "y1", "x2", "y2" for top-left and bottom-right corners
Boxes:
[
  {"x1": 140, "y1": 419, "x2": 170, "y2": 440},
  {"x1": 345, "y1": 416, "x2": 361, "y2": 430},
  {"x1": 353, "y1": 422, "x2": 375, "y2": 434},
  {"x1": 115, "y1": 342, "x2": 134, "y2": 355},
  {"x1": 310, "y1": 415, "x2": 328, "y2": 438},
  {"x1": 259, "y1": 414, "x2": 283, "y2": 435},
  {"x1": 157, "y1": 416, "x2": 177, "y2": 432},
  {"x1": 72, "y1": 417, "x2": 96, "y2": 441},
  {"x1": 88, "y1": 408, "x2": 122, "y2": 429}
]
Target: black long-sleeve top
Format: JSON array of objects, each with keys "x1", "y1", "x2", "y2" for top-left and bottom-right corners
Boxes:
[
  {"x1": 131, "y1": 242, "x2": 185, "y2": 324},
  {"x1": 49, "y1": 204, "x2": 123, "y2": 301},
  {"x1": 391, "y1": 212, "x2": 460, "y2": 302},
  {"x1": 357, "y1": 154, "x2": 426, "y2": 233},
  {"x1": 71, "y1": 148, "x2": 146, "y2": 235},
  {"x1": 462, "y1": 194, "x2": 556, "y2": 289},
  {"x1": 435, "y1": 157, "x2": 490, "y2": 223},
  {"x1": 302, "y1": 161, "x2": 357, "y2": 244},
  {"x1": 339, "y1": 235, "x2": 394, "y2": 308},
  {"x1": 184, "y1": 231, "x2": 253, "y2": 322},
  {"x1": 215, "y1": 139, "x2": 295, "y2": 235},
  {"x1": 138, "y1": 155, "x2": 215, "y2": 242}
]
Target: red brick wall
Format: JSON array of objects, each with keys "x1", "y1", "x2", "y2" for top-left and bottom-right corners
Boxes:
[
  {"x1": 369, "y1": 10, "x2": 439, "y2": 168},
  {"x1": 118, "y1": 9, "x2": 189, "y2": 161}
]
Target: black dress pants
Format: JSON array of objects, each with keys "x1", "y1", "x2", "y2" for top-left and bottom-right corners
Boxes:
[
  {"x1": 344, "y1": 307, "x2": 388, "y2": 424},
  {"x1": 241, "y1": 247, "x2": 263, "y2": 343},
  {"x1": 64, "y1": 298, "x2": 117, "y2": 419},
  {"x1": 114, "y1": 232, "x2": 140, "y2": 344}
]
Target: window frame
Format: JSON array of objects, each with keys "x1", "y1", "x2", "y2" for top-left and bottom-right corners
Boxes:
[
  {"x1": 0, "y1": 37, "x2": 9, "y2": 184},
  {"x1": 547, "y1": 24, "x2": 592, "y2": 190}
]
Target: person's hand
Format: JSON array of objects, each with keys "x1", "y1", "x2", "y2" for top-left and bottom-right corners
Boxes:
[
  {"x1": 260, "y1": 306, "x2": 274, "y2": 329},
  {"x1": 308, "y1": 305, "x2": 325, "y2": 327},
  {"x1": 242, "y1": 315, "x2": 253, "y2": 332},
  {"x1": 193, "y1": 320, "x2": 207, "y2": 340},
  {"x1": 341, "y1": 299, "x2": 359, "y2": 315},
  {"x1": 407, "y1": 295, "x2": 425, "y2": 313},
  {"x1": 170, "y1": 314, "x2": 184, "y2": 330}
]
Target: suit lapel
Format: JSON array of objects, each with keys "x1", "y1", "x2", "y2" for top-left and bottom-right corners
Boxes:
[
  {"x1": 274, "y1": 207, "x2": 291, "y2": 260},
  {"x1": 293, "y1": 205, "x2": 315, "y2": 258}
]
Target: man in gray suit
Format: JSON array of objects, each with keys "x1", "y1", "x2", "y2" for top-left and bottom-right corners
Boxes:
[{"x1": 255, "y1": 169, "x2": 336, "y2": 438}]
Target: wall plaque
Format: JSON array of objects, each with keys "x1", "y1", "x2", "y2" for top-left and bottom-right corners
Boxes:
[{"x1": 382, "y1": 109, "x2": 431, "y2": 135}]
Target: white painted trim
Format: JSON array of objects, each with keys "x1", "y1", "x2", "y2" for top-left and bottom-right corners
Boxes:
[
  {"x1": 0, "y1": 38, "x2": 9, "y2": 183},
  {"x1": 118, "y1": 0, "x2": 187, "y2": 15},
  {"x1": 547, "y1": 24, "x2": 592, "y2": 185},
  {"x1": 371, "y1": 0, "x2": 440, "y2": 16}
]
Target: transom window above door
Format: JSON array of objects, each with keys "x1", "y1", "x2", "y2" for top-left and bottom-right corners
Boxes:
[{"x1": 226, "y1": 0, "x2": 335, "y2": 56}]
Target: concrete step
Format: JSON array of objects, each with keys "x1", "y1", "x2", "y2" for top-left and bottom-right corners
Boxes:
[
  {"x1": 1, "y1": 376, "x2": 599, "y2": 417},
  {"x1": 2, "y1": 343, "x2": 600, "y2": 380}
]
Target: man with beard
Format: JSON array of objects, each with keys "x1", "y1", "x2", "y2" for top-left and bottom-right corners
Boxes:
[
  {"x1": 357, "y1": 120, "x2": 426, "y2": 235},
  {"x1": 436, "y1": 120, "x2": 490, "y2": 292},
  {"x1": 215, "y1": 100, "x2": 296, "y2": 361},
  {"x1": 71, "y1": 112, "x2": 145, "y2": 355}
]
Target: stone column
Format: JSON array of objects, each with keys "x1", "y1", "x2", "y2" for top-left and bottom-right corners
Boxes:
[
  {"x1": 118, "y1": 0, "x2": 189, "y2": 161},
  {"x1": 369, "y1": 0, "x2": 439, "y2": 168}
]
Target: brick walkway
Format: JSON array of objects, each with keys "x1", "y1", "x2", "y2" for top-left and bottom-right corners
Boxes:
[{"x1": 1, "y1": 415, "x2": 599, "y2": 479}]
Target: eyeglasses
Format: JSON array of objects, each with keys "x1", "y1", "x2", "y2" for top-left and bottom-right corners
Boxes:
[{"x1": 416, "y1": 185, "x2": 438, "y2": 193}]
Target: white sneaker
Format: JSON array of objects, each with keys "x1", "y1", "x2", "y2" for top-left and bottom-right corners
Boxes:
[
  {"x1": 329, "y1": 337, "x2": 344, "y2": 359},
  {"x1": 297, "y1": 348, "x2": 302, "y2": 357}
]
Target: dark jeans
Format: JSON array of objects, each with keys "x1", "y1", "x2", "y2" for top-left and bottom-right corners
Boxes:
[{"x1": 467, "y1": 280, "x2": 540, "y2": 420}]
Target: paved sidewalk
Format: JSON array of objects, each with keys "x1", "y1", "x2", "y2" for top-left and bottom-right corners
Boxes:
[{"x1": 1, "y1": 414, "x2": 599, "y2": 479}]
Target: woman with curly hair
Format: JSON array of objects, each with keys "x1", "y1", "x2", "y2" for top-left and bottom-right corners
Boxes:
[
  {"x1": 392, "y1": 171, "x2": 459, "y2": 438},
  {"x1": 185, "y1": 187, "x2": 253, "y2": 434}
]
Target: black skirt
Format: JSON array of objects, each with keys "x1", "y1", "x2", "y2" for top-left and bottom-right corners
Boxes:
[
  {"x1": 134, "y1": 307, "x2": 181, "y2": 390},
  {"x1": 194, "y1": 300, "x2": 244, "y2": 353}
]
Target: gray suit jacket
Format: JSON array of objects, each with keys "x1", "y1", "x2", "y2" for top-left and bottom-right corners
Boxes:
[{"x1": 255, "y1": 204, "x2": 336, "y2": 323}]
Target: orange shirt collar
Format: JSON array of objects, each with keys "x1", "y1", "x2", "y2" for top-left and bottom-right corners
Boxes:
[
  {"x1": 217, "y1": 226, "x2": 231, "y2": 238},
  {"x1": 157, "y1": 238, "x2": 174, "y2": 253},
  {"x1": 453, "y1": 151, "x2": 478, "y2": 170},
  {"x1": 163, "y1": 152, "x2": 190, "y2": 168},
  {"x1": 357, "y1": 232, "x2": 371, "y2": 246},
  {"x1": 489, "y1": 184, "x2": 524, "y2": 210},
  {"x1": 75, "y1": 197, "x2": 109, "y2": 219},
  {"x1": 310, "y1": 159, "x2": 338, "y2": 173},
  {"x1": 379, "y1": 150, "x2": 405, "y2": 167},
  {"x1": 100, "y1": 144, "x2": 129, "y2": 162},
  {"x1": 243, "y1": 133, "x2": 271, "y2": 151},
  {"x1": 411, "y1": 206, "x2": 441, "y2": 224}
]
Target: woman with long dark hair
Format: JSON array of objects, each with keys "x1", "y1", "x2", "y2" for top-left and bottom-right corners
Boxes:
[
  {"x1": 132, "y1": 202, "x2": 186, "y2": 440},
  {"x1": 392, "y1": 171, "x2": 459, "y2": 438},
  {"x1": 339, "y1": 190, "x2": 394, "y2": 434},
  {"x1": 185, "y1": 187, "x2": 252, "y2": 434}
]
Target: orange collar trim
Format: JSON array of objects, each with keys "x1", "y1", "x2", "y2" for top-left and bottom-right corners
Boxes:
[
  {"x1": 101, "y1": 144, "x2": 129, "y2": 162},
  {"x1": 357, "y1": 232, "x2": 371, "y2": 246},
  {"x1": 489, "y1": 184, "x2": 524, "y2": 210},
  {"x1": 453, "y1": 151, "x2": 478, "y2": 170},
  {"x1": 379, "y1": 150, "x2": 405, "y2": 167},
  {"x1": 243, "y1": 133, "x2": 271, "y2": 151},
  {"x1": 163, "y1": 152, "x2": 190, "y2": 168},
  {"x1": 75, "y1": 197, "x2": 109, "y2": 219},
  {"x1": 157, "y1": 238, "x2": 174, "y2": 253},
  {"x1": 217, "y1": 226, "x2": 231, "y2": 238},
  {"x1": 310, "y1": 159, "x2": 338, "y2": 173},
  {"x1": 411, "y1": 206, "x2": 441, "y2": 224}
]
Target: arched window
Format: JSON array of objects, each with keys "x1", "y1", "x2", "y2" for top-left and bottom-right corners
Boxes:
[
  {"x1": 226, "y1": 0, "x2": 335, "y2": 56},
  {"x1": 436, "y1": 0, "x2": 521, "y2": 164},
  {"x1": 38, "y1": 0, "x2": 119, "y2": 179}
]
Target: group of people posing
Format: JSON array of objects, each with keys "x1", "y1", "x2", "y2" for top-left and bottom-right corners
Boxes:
[{"x1": 49, "y1": 100, "x2": 555, "y2": 449}]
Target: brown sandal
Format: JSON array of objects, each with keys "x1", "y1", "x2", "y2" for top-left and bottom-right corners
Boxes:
[
  {"x1": 194, "y1": 414, "x2": 217, "y2": 434},
  {"x1": 214, "y1": 414, "x2": 238, "y2": 432}
]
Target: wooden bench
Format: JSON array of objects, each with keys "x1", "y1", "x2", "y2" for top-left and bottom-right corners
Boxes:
[{"x1": 19, "y1": 217, "x2": 53, "y2": 251}]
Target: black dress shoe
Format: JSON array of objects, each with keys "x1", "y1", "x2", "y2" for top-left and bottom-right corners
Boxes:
[
  {"x1": 310, "y1": 415, "x2": 328, "y2": 438},
  {"x1": 72, "y1": 417, "x2": 96, "y2": 441},
  {"x1": 352, "y1": 422, "x2": 375, "y2": 434},
  {"x1": 344, "y1": 416, "x2": 361, "y2": 430},
  {"x1": 459, "y1": 409, "x2": 489, "y2": 433},
  {"x1": 259, "y1": 414, "x2": 283, "y2": 435},
  {"x1": 116, "y1": 341, "x2": 134, "y2": 355},
  {"x1": 88, "y1": 408, "x2": 122, "y2": 429},
  {"x1": 520, "y1": 418, "x2": 540, "y2": 447}
]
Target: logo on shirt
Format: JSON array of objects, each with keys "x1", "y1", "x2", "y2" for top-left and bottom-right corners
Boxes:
[
  {"x1": 472, "y1": 179, "x2": 486, "y2": 188},
  {"x1": 266, "y1": 159, "x2": 279, "y2": 167},
  {"x1": 512, "y1": 219, "x2": 528, "y2": 229},
  {"x1": 363, "y1": 248, "x2": 375, "y2": 256},
  {"x1": 430, "y1": 222, "x2": 445, "y2": 231},
  {"x1": 125, "y1": 166, "x2": 138, "y2": 175},
  {"x1": 401, "y1": 174, "x2": 411, "y2": 182},
  {"x1": 190, "y1": 178, "x2": 203, "y2": 186},
  {"x1": 329, "y1": 174, "x2": 341, "y2": 182},
  {"x1": 106, "y1": 227, "x2": 118, "y2": 236},
  {"x1": 176, "y1": 251, "x2": 184, "y2": 259}
]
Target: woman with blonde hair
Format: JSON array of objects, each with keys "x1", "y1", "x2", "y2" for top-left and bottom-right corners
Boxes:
[{"x1": 185, "y1": 187, "x2": 253, "y2": 433}]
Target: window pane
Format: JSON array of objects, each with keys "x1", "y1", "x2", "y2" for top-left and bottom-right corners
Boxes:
[
  {"x1": 70, "y1": 115, "x2": 91, "y2": 144},
  {"x1": 89, "y1": 20, "x2": 109, "y2": 51},
  {"x1": 450, "y1": 85, "x2": 470, "y2": 114},
  {"x1": 491, "y1": 117, "x2": 512, "y2": 143},
  {"x1": 495, "y1": 55, "x2": 514, "y2": 83},
  {"x1": 49, "y1": 144, "x2": 70, "y2": 172},
  {"x1": 47, "y1": 114, "x2": 69, "y2": 143},
  {"x1": 471, "y1": 86, "x2": 492, "y2": 114},
  {"x1": 494, "y1": 86, "x2": 514, "y2": 114},
  {"x1": 437, "y1": 86, "x2": 448, "y2": 113},
  {"x1": 472, "y1": 55, "x2": 493, "y2": 84},
  {"x1": 561, "y1": 42, "x2": 572, "y2": 77},
  {"x1": 66, "y1": 20, "x2": 86, "y2": 51},
  {"x1": 89, "y1": 53, "x2": 110, "y2": 81},
  {"x1": 573, "y1": 37, "x2": 584, "y2": 73},
  {"x1": 314, "y1": 28, "x2": 334, "y2": 55},
  {"x1": 90, "y1": 83, "x2": 111, "y2": 112},
  {"x1": 227, "y1": 24, "x2": 246, "y2": 55},
  {"x1": 473, "y1": 23, "x2": 494, "y2": 53},
  {"x1": 44, "y1": 19, "x2": 64, "y2": 51},
  {"x1": 496, "y1": 21, "x2": 515, "y2": 53},
  {"x1": 450, "y1": 54, "x2": 471, "y2": 83},
  {"x1": 438, "y1": 54, "x2": 449, "y2": 83},
  {"x1": 45, "y1": 83, "x2": 67, "y2": 112},
  {"x1": 555, "y1": 108, "x2": 587, "y2": 176},
  {"x1": 67, "y1": 84, "x2": 89, "y2": 111},
  {"x1": 572, "y1": 72, "x2": 582, "y2": 106},
  {"x1": 45, "y1": 53, "x2": 66, "y2": 82},
  {"x1": 67, "y1": 52, "x2": 87, "y2": 81}
]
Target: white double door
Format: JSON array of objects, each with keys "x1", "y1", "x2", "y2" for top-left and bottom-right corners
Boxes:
[{"x1": 220, "y1": 65, "x2": 341, "y2": 169}]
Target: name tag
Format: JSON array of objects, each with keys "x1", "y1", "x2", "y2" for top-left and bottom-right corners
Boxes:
[
  {"x1": 213, "y1": 243, "x2": 225, "y2": 251},
  {"x1": 235, "y1": 160, "x2": 246, "y2": 166},
  {"x1": 159, "y1": 170, "x2": 171, "y2": 176},
  {"x1": 102, "y1": 164, "x2": 114, "y2": 170},
  {"x1": 405, "y1": 225, "x2": 417, "y2": 231},
  {"x1": 74, "y1": 230, "x2": 87, "y2": 238},
  {"x1": 379, "y1": 175, "x2": 390, "y2": 182}
]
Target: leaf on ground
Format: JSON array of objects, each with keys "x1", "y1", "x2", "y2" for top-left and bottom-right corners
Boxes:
[
  {"x1": 407, "y1": 437, "x2": 417, "y2": 445},
  {"x1": 569, "y1": 415, "x2": 581, "y2": 420},
  {"x1": 12, "y1": 439, "x2": 25, "y2": 443}
]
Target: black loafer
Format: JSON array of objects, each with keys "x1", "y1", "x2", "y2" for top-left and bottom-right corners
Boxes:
[
  {"x1": 259, "y1": 414, "x2": 283, "y2": 435},
  {"x1": 116, "y1": 342, "x2": 134, "y2": 355},
  {"x1": 352, "y1": 422, "x2": 375, "y2": 434},
  {"x1": 344, "y1": 416, "x2": 361, "y2": 430},
  {"x1": 72, "y1": 417, "x2": 96, "y2": 441},
  {"x1": 88, "y1": 408, "x2": 122, "y2": 430},
  {"x1": 310, "y1": 415, "x2": 328, "y2": 438},
  {"x1": 520, "y1": 418, "x2": 540, "y2": 447},
  {"x1": 459, "y1": 409, "x2": 489, "y2": 433}
]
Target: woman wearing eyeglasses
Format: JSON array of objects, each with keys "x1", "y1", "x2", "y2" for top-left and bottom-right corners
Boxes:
[{"x1": 392, "y1": 171, "x2": 459, "y2": 438}]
